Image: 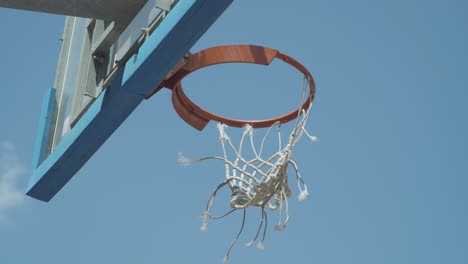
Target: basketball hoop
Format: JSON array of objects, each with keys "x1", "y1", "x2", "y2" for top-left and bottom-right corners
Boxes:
[
  {"x1": 147, "y1": 45, "x2": 315, "y2": 130},
  {"x1": 148, "y1": 45, "x2": 317, "y2": 262}
]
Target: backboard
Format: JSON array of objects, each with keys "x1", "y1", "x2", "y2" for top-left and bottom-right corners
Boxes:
[{"x1": 0, "y1": 0, "x2": 233, "y2": 201}]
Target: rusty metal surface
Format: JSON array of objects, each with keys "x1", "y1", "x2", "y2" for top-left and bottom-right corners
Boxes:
[
  {"x1": 171, "y1": 83, "x2": 210, "y2": 130},
  {"x1": 146, "y1": 44, "x2": 316, "y2": 130}
]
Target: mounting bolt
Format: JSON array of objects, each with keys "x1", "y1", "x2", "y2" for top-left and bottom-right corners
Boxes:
[{"x1": 92, "y1": 53, "x2": 106, "y2": 64}]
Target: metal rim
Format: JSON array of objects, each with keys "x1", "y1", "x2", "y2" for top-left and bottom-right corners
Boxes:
[{"x1": 161, "y1": 45, "x2": 316, "y2": 130}]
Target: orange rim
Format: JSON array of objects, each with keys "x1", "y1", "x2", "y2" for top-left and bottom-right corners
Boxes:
[{"x1": 149, "y1": 45, "x2": 316, "y2": 130}]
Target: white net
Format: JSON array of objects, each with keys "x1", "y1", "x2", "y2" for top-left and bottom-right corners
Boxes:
[{"x1": 179, "y1": 76, "x2": 317, "y2": 262}]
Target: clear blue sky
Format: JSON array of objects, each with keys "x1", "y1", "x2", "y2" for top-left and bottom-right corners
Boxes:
[{"x1": 1, "y1": 0, "x2": 467, "y2": 263}]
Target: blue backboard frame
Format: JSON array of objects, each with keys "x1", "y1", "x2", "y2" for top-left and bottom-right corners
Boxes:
[{"x1": 27, "y1": 0, "x2": 233, "y2": 202}]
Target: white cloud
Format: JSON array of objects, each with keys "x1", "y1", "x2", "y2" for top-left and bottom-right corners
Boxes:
[{"x1": 0, "y1": 141, "x2": 26, "y2": 221}]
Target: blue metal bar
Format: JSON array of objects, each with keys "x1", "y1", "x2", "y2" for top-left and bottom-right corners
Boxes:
[{"x1": 30, "y1": 88, "x2": 56, "y2": 169}]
